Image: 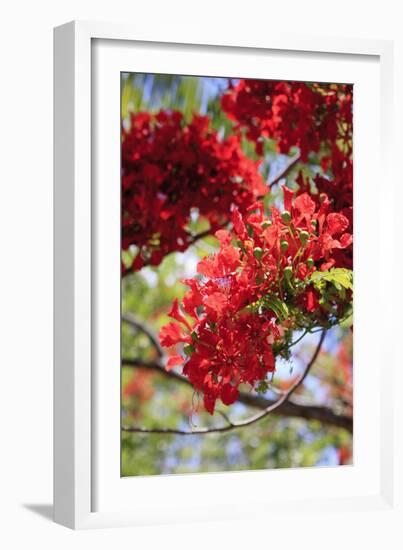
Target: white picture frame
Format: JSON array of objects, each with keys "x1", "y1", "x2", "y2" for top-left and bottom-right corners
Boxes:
[{"x1": 54, "y1": 20, "x2": 400, "y2": 532}]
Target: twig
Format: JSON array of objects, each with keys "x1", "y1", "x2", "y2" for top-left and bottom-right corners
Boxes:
[
  {"x1": 122, "y1": 355, "x2": 352, "y2": 432},
  {"x1": 122, "y1": 357, "x2": 187, "y2": 386},
  {"x1": 122, "y1": 155, "x2": 300, "y2": 279},
  {"x1": 186, "y1": 221, "x2": 228, "y2": 246},
  {"x1": 268, "y1": 153, "x2": 301, "y2": 188},
  {"x1": 122, "y1": 331, "x2": 339, "y2": 435},
  {"x1": 122, "y1": 222, "x2": 228, "y2": 278},
  {"x1": 122, "y1": 313, "x2": 164, "y2": 358}
]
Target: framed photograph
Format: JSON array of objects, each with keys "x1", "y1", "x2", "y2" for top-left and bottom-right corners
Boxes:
[{"x1": 54, "y1": 21, "x2": 398, "y2": 531}]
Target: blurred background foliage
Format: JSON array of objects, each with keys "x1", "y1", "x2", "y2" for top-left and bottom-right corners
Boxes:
[{"x1": 121, "y1": 73, "x2": 353, "y2": 476}]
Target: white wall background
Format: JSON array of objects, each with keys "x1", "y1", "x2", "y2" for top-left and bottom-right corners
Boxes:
[{"x1": 0, "y1": 1, "x2": 401, "y2": 548}]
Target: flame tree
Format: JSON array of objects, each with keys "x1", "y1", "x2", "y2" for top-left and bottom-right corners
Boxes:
[{"x1": 121, "y1": 75, "x2": 353, "y2": 476}]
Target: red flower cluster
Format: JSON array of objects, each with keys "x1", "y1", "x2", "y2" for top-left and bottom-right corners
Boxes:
[
  {"x1": 160, "y1": 188, "x2": 353, "y2": 413},
  {"x1": 221, "y1": 79, "x2": 353, "y2": 172},
  {"x1": 222, "y1": 80, "x2": 353, "y2": 266},
  {"x1": 296, "y1": 168, "x2": 353, "y2": 270},
  {"x1": 122, "y1": 110, "x2": 267, "y2": 272},
  {"x1": 159, "y1": 235, "x2": 282, "y2": 413}
]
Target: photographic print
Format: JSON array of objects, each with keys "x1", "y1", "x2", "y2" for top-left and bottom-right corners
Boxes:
[{"x1": 121, "y1": 74, "x2": 353, "y2": 477}]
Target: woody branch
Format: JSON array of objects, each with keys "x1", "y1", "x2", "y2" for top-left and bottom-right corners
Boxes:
[{"x1": 121, "y1": 331, "x2": 352, "y2": 435}]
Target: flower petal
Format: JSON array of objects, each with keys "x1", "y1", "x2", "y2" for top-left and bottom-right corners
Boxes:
[
  {"x1": 295, "y1": 193, "x2": 316, "y2": 217},
  {"x1": 159, "y1": 322, "x2": 189, "y2": 347},
  {"x1": 166, "y1": 354, "x2": 184, "y2": 371},
  {"x1": 168, "y1": 298, "x2": 192, "y2": 330},
  {"x1": 326, "y1": 213, "x2": 349, "y2": 236}
]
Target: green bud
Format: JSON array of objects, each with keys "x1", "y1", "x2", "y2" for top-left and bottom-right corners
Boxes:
[
  {"x1": 253, "y1": 247, "x2": 264, "y2": 260},
  {"x1": 261, "y1": 221, "x2": 271, "y2": 229},
  {"x1": 183, "y1": 344, "x2": 195, "y2": 356},
  {"x1": 281, "y1": 211, "x2": 291, "y2": 224},
  {"x1": 311, "y1": 219, "x2": 318, "y2": 229},
  {"x1": 284, "y1": 266, "x2": 293, "y2": 279},
  {"x1": 256, "y1": 380, "x2": 269, "y2": 393},
  {"x1": 299, "y1": 230, "x2": 310, "y2": 244},
  {"x1": 280, "y1": 239, "x2": 289, "y2": 251},
  {"x1": 307, "y1": 257, "x2": 314, "y2": 268}
]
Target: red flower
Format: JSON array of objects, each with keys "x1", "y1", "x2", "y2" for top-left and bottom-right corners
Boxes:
[
  {"x1": 197, "y1": 241, "x2": 240, "y2": 278},
  {"x1": 122, "y1": 110, "x2": 267, "y2": 272},
  {"x1": 166, "y1": 354, "x2": 184, "y2": 371},
  {"x1": 294, "y1": 193, "x2": 316, "y2": 218},
  {"x1": 168, "y1": 298, "x2": 192, "y2": 330},
  {"x1": 159, "y1": 322, "x2": 190, "y2": 347},
  {"x1": 160, "y1": 186, "x2": 353, "y2": 413},
  {"x1": 221, "y1": 383, "x2": 239, "y2": 406},
  {"x1": 326, "y1": 213, "x2": 349, "y2": 236},
  {"x1": 221, "y1": 79, "x2": 352, "y2": 173}
]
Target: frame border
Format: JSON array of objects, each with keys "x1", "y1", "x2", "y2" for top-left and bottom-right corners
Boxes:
[{"x1": 54, "y1": 20, "x2": 395, "y2": 529}]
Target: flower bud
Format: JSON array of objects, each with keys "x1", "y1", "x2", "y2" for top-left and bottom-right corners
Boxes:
[
  {"x1": 183, "y1": 344, "x2": 195, "y2": 356},
  {"x1": 299, "y1": 230, "x2": 310, "y2": 244},
  {"x1": 311, "y1": 219, "x2": 318, "y2": 229},
  {"x1": 307, "y1": 257, "x2": 314, "y2": 268},
  {"x1": 261, "y1": 221, "x2": 271, "y2": 229},
  {"x1": 280, "y1": 239, "x2": 289, "y2": 251},
  {"x1": 281, "y1": 211, "x2": 291, "y2": 224},
  {"x1": 253, "y1": 247, "x2": 264, "y2": 260},
  {"x1": 284, "y1": 266, "x2": 293, "y2": 279}
]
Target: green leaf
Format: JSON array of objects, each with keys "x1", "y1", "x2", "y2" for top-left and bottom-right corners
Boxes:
[
  {"x1": 263, "y1": 295, "x2": 289, "y2": 321},
  {"x1": 309, "y1": 268, "x2": 353, "y2": 292},
  {"x1": 339, "y1": 312, "x2": 353, "y2": 329}
]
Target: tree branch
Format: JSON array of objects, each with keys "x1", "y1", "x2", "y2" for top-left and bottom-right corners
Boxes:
[
  {"x1": 121, "y1": 339, "x2": 352, "y2": 432},
  {"x1": 122, "y1": 313, "x2": 164, "y2": 358},
  {"x1": 122, "y1": 155, "x2": 300, "y2": 278},
  {"x1": 122, "y1": 356, "x2": 188, "y2": 386},
  {"x1": 186, "y1": 221, "x2": 228, "y2": 246},
  {"x1": 268, "y1": 153, "x2": 301, "y2": 188},
  {"x1": 122, "y1": 222, "x2": 227, "y2": 278},
  {"x1": 122, "y1": 331, "x2": 351, "y2": 435}
]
